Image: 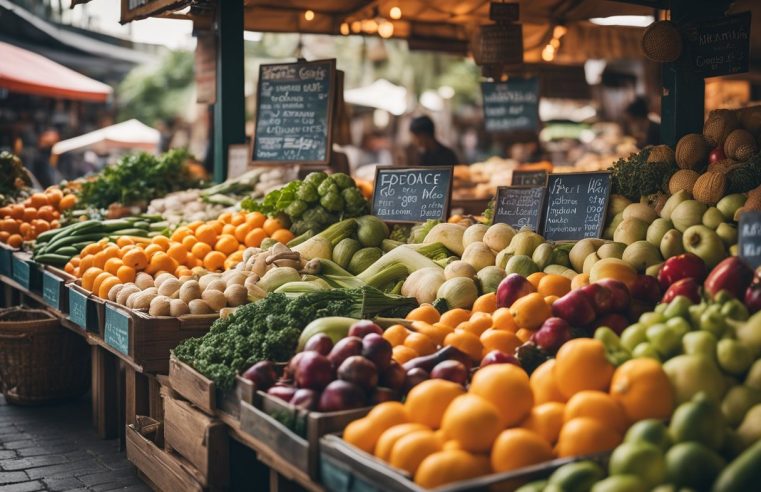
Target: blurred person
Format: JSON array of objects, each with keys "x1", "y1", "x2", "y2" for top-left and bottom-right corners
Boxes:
[
  {"x1": 409, "y1": 116, "x2": 459, "y2": 166},
  {"x1": 624, "y1": 96, "x2": 660, "y2": 148}
]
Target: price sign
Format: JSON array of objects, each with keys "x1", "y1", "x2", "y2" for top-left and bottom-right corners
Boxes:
[
  {"x1": 482, "y1": 78, "x2": 540, "y2": 133},
  {"x1": 685, "y1": 12, "x2": 751, "y2": 78},
  {"x1": 42, "y1": 271, "x2": 64, "y2": 312},
  {"x1": 493, "y1": 186, "x2": 546, "y2": 231},
  {"x1": 68, "y1": 287, "x2": 88, "y2": 330},
  {"x1": 512, "y1": 170, "x2": 548, "y2": 186},
  {"x1": 372, "y1": 167, "x2": 453, "y2": 223},
  {"x1": 104, "y1": 304, "x2": 130, "y2": 355},
  {"x1": 739, "y1": 211, "x2": 761, "y2": 269},
  {"x1": 11, "y1": 255, "x2": 29, "y2": 289},
  {"x1": 542, "y1": 172, "x2": 611, "y2": 241},
  {"x1": 252, "y1": 59, "x2": 335, "y2": 165}
]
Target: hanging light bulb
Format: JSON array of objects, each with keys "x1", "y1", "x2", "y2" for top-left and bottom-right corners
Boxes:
[
  {"x1": 351, "y1": 20, "x2": 362, "y2": 33},
  {"x1": 542, "y1": 43, "x2": 556, "y2": 62},
  {"x1": 304, "y1": 10, "x2": 315, "y2": 21},
  {"x1": 390, "y1": 6, "x2": 402, "y2": 19},
  {"x1": 362, "y1": 19, "x2": 378, "y2": 34},
  {"x1": 553, "y1": 24, "x2": 567, "y2": 39},
  {"x1": 340, "y1": 22, "x2": 350, "y2": 35},
  {"x1": 550, "y1": 37, "x2": 560, "y2": 48},
  {"x1": 378, "y1": 20, "x2": 394, "y2": 38}
]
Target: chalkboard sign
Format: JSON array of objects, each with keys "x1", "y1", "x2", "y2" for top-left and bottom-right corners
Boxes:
[
  {"x1": 42, "y1": 271, "x2": 66, "y2": 313},
  {"x1": 685, "y1": 12, "x2": 751, "y2": 78},
  {"x1": 542, "y1": 172, "x2": 611, "y2": 241},
  {"x1": 11, "y1": 255, "x2": 30, "y2": 289},
  {"x1": 512, "y1": 170, "x2": 548, "y2": 186},
  {"x1": 104, "y1": 304, "x2": 130, "y2": 356},
  {"x1": 252, "y1": 59, "x2": 335, "y2": 164},
  {"x1": 739, "y1": 212, "x2": 761, "y2": 269},
  {"x1": 372, "y1": 167, "x2": 453, "y2": 223},
  {"x1": 482, "y1": 78, "x2": 540, "y2": 132},
  {"x1": 493, "y1": 186, "x2": 546, "y2": 231}
]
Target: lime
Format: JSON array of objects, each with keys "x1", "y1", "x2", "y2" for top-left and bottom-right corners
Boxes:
[
  {"x1": 665, "y1": 442, "x2": 725, "y2": 491},
  {"x1": 609, "y1": 441, "x2": 666, "y2": 488},
  {"x1": 621, "y1": 324, "x2": 647, "y2": 352},
  {"x1": 721, "y1": 385, "x2": 761, "y2": 427},
  {"x1": 717, "y1": 339, "x2": 753, "y2": 376},
  {"x1": 548, "y1": 461, "x2": 605, "y2": 492},
  {"x1": 669, "y1": 393, "x2": 726, "y2": 450},
  {"x1": 625, "y1": 419, "x2": 671, "y2": 452},
  {"x1": 682, "y1": 331, "x2": 717, "y2": 360},
  {"x1": 591, "y1": 475, "x2": 647, "y2": 492}
]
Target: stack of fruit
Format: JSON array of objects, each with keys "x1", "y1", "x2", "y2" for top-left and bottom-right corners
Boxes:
[{"x1": 0, "y1": 188, "x2": 77, "y2": 248}]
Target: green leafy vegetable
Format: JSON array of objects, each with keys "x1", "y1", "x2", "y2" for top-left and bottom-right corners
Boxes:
[{"x1": 609, "y1": 149, "x2": 676, "y2": 201}]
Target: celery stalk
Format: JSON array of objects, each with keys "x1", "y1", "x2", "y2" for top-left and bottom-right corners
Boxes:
[{"x1": 357, "y1": 245, "x2": 442, "y2": 283}]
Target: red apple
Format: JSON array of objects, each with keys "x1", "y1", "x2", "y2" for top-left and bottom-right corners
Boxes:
[
  {"x1": 579, "y1": 283, "x2": 614, "y2": 314},
  {"x1": 708, "y1": 146, "x2": 726, "y2": 164},
  {"x1": 704, "y1": 257, "x2": 754, "y2": 300},
  {"x1": 480, "y1": 350, "x2": 520, "y2": 368},
  {"x1": 662, "y1": 277, "x2": 701, "y2": 304},
  {"x1": 594, "y1": 313, "x2": 630, "y2": 335},
  {"x1": 497, "y1": 273, "x2": 536, "y2": 308},
  {"x1": 745, "y1": 282, "x2": 761, "y2": 314},
  {"x1": 657, "y1": 253, "x2": 708, "y2": 290},
  {"x1": 531, "y1": 317, "x2": 572, "y2": 354},
  {"x1": 630, "y1": 274, "x2": 662, "y2": 304},
  {"x1": 595, "y1": 279, "x2": 631, "y2": 313},
  {"x1": 552, "y1": 290, "x2": 596, "y2": 327}
]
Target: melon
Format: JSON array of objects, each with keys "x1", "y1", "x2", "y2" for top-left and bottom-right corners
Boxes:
[
  {"x1": 692, "y1": 171, "x2": 726, "y2": 206},
  {"x1": 647, "y1": 145, "x2": 675, "y2": 164},
  {"x1": 703, "y1": 109, "x2": 739, "y2": 147},
  {"x1": 668, "y1": 169, "x2": 700, "y2": 195},
  {"x1": 708, "y1": 159, "x2": 739, "y2": 175},
  {"x1": 642, "y1": 21, "x2": 682, "y2": 62},
  {"x1": 675, "y1": 134, "x2": 709, "y2": 170},
  {"x1": 724, "y1": 129, "x2": 758, "y2": 161}
]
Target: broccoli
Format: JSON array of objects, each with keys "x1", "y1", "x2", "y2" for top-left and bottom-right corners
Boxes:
[
  {"x1": 320, "y1": 191, "x2": 344, "y2": 212},
  {"x1": 285, "y1": 199, "x2": 308, "y2": 218},
  {"x1": 303, "y1": 171, "x2": 328, "y2": 188},
  {"x1": 317, "y1": 179, "x2": 339, "y2": 197},
  {"x1": 341, "y1": 187, "x2": 367, "y2": 216},
  {"x1": 296, "y1": 182, "x2": 319, "y2": 203},
  {"x1": 330, "y1": 172, "x2": 355, "y2": 190}
]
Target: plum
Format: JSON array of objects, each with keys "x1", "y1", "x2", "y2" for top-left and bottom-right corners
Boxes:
[
  {"x1": 480, "y1": 350, "x2": 520, "y2": 368},
  {"x1": 348, "y1": 320, "x2": 383, "y2": 338},
  {"x1": 430, "y1": 360, "x2": 468, "y2": 386},
  {"x1": 337, "y1": 356, "x2": 378, "y2": 391},
  {"x1": 328, "y1": 336, "x2": 363, "y2": 369},
  {"x1": 318, "y1": 380, "x2": 366, "y2": 412},
  {"x1": 403, "y1": 368, "x2": 429, "y2": 393},
  {"x1": 361, "y1": 333, "x2": 392, "y2": 371},
  {"x1": 267, "y1": 384, "x2": 296, "y2": 403},
  {"x1": 241, "y1": 360, "x2": 278, "y2": 391},
  {"x1": 304, "y1": 333, "x2": 334, "y2": 355},
  {"x1": 290, "y1": 388, "x2": 318, "y2": 410},
  {"x1": 531, "y1": 317, "x2": 572, "y2": 354},
  {"x1": 295, "y1": 351, "x2": 333, "y2": 391},
  {"x1": 379, "y1": 362, "x2": 406, "y2": 391}
]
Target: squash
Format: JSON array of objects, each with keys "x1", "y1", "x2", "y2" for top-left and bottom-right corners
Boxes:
[
  {"x1": 332, "y1": 238, "x2": 361, "y2": 269},
  {"x1": 356, "y1": 216, "x2": 389, "y2": 247},
  {"x1": 642, "y1": 20, "x2": 682, "y2": 62},
  {"x1": 668, "y1": 169, "x2": 700, "y2": 195},
  {"x1": 675, "y1": 134, "x2": 709, "y2": 170},
  {"x1": 693, "y1": 171, "x2": 726, "y2": 206},
  {"x1": 347, "y1": 247, "x2": 383, "y2": 275},
  {"x1": 703, "y1": 109, "x2": 739, "y2": 147},
  {"x1": 724, "y1": 129, "x2": 758, "y2": 161}
]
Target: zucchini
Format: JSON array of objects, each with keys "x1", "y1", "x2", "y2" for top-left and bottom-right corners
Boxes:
[
  {"x1": 713, "y1": 439, "x2": 761, "y2": 492},
  {"x1": 347, "y1": 247, "x2": 383, "y2": 276},
  {"x1": 34, "y1": 254, "x2": 71, "y2": 267},
  {"x1": 332, "y1": 238, "x2": 361, "y2": 269},
  {"x1": 54, "y1": 246, "x2": 79, "y2": 257}
]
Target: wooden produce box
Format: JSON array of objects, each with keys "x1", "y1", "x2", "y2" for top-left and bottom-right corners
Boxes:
[
  {"x1": 239, "y1": 392, "x2": 371, "y2": 481},
  {"x1": 126, "y1": 417, "x2": 207, "y2": 492},
  {"x1": 0, "y1": 242, "x2": 16, "y2": 277},
  {"x1": 320, "y1": 435, "x2": 608, "y2": 492},
  {"x1": 68, "y1": 283, "x2": 100, "y2": 333},
  {"x1": 168, "y1": 354, "x2": 257, "y2": 418},
  {"x1": 163, "y1": 393, "x2": 229, "y2": 487},
  {"x1": 103, "y1": 301, "x2": 216, "y2": 374},
  {"x1": 11, "y1": 251, "x2": 42, "y2": 292},
  {"x1": 40, "y1": 266, "x2": 74, "y2": 314}
]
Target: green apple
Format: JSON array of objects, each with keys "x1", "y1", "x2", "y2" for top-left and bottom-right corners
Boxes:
[
  {"x1": 621, "y1": 323, "x2": 648, "y2": 352},
  {"x1": 655, "y1": 303, "x2": 668, "y2": 314},
  {"x1": 716, "y1": 222, "x2": 738, "y2": 248},
  {"x1": 682, "y1": 225, "x2": 727, "y2": 269},
  {"x1": 609, "y1": 442, "x2": 666, "y2": 488},
  {"x1": 700, "y1": 311, "x2": 726, "y2": 338},
  {"x1": 666, "y1": 317, "x2": 691, "y2": 338},
  {"x1": 682, "y1": 331, "x2": 718, "y2": 359},
  {"x1": 702, "y1": 206, "x2": 725, "y2": 229},
  {"x1": 640, "y1": 311, "x2": 667, "y2": 327},
  {"x1": 721, "y1": 299, "x2": 750, "y2": 322},
  {"x1": 625, "y1": 419, "x2": 671, "y2": 452},
  {"x1": 717, "y1": 339, "x2": 754, "y2": 376},
  {"x1": 717, "y1": 193, "x2": 746, "y2": 221},
  {"x1": 689, "y1": 304, "x2": 706, "y2": 327},
  {"x1": 647, "y1": 323, "x2": 682, "y2": 358},
  {"x1": 664, "y1": 296, "x2": 693, "y2": 320}
]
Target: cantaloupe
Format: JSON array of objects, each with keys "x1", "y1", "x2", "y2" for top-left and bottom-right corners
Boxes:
[
  {"x1": 692, "y1": 171, "x2": 726, "y2": 206},
  {"x1": 738, "y1": 106, "x2": 761, "y2": 135},
  {"x1": 724, "y1": 129, "x2": 758, "y2": 161},
  {"x1": 642, "y1": 21, "x2": 682, "y2": 62},
  {"x1": 675, "y1": 133, "x2": 709, "y2": 170},
  {"x1": 646, "y1": 145, "x2": 675, "y2": 164},
  {"x1": 703, "y1": 109, "x2": 739, "y2": 147},
  {"x1": 668, "y1": 169, "x2": 700, "y2": 195}
]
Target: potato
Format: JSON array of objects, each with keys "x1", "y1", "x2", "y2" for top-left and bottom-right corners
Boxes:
[
  {"x1": 178, "y1": 275, "x2": 195, "y2": 284},
  {"x1": 188, "y1": 299, "x2": 213, "y2": 315},
  {"x1": 148, "y1": 295, "x2": 171, "y2": 316},
  {"x1": 117, "y1": 284, "x2": 140, "y2": 305},
  {"x1": 202, "y1": 289, "x2": 226, "y2": 311},
  {"x1": 179, "y1": 280, "x2": 202, "y2": 303},
  {"x1": 153, "y1": 272, "x2": 176, "y2": 288},
  {"x1": 132, "y1": 290, "x2": 157, "y2": 310},
  {"x1": 169, "y1": 299, "x2": 190, "y2": 317},
  {"x1": 135, "y1": 272, "x2": 154, "y2": 290},
  {"x1": 157, "y1": 278, "x2": 181, "y2": 297},
  {"x1": 221, "y1": 270, "x2": 247, "y2": 286},
  {"x1": 198, "y1": 273, "x2": 221, "y2": 291},
  {"x1": 224, "y1": 284, "x2": 247, "y2": 307},
  {"x1": 108, "y1": 283, "x2": 124, "y2": 302},
  {"x1": 204, "y1": 279, "x2": 227, "y2": 293},
  {"x1": 126, "y1": 291, "x2": 142, "y2": 309}
]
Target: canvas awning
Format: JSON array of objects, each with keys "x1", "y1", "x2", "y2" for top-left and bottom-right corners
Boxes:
[
  {"x1": 51, "y1": 119, "x2": 160, "y2": 155},
  {"x1": 0, "y1": 41, "x2": 113, "y2": 102},
  {"x1": 344, "y1": 79, "x2": 408, "y2": 115}
]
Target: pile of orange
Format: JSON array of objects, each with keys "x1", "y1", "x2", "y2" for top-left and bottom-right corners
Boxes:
[
  {"x1": 66, "y1": 210, "x2": 294, "y2": 298},
  {"x1": 343, "y1": 342, "x2": 675, "y2": 488},
  {"x1": 0, "y1": 188, "x2": 77, "y2": 247}
]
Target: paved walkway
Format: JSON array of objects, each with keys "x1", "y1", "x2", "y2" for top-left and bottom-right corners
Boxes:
[{"x1": 0, "y1": 395, "x2": 150, "y2": 492}]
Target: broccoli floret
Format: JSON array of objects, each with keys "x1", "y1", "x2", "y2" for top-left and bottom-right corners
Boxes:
[
  {"x1": 330, "y1": 172, "x2": 355, "y2": 190},
  {"x1": 303, "y1": 171, "x2": 328, "y2": 188},
  {"x1": 320, "y1": 191, "x2": 344, "y2": 212},
  {"x1": 341, "y1": 187, "x2": 367, "y2": 216},
  {"x1": 317, "y1": 179, "x2": 338, "y2": 197},
  {"x1": 296, "y1": 182, "x2": 319, "y2": 203},
  {"x1": 285, "y1": 199, "x2": 308, "y2": 218}
]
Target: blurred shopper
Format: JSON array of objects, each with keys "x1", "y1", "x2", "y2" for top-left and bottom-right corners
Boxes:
[
  {"x1": 409, "y1": 116, "x2": 458, "y2": 166},
  {"x1": 624, "y1": 97, "x2": 661, "y2": 148}
]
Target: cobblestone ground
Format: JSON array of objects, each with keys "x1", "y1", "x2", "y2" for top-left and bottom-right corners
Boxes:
[{"x1": 0, "y1": 395, "x2": 150, "y2": 492}]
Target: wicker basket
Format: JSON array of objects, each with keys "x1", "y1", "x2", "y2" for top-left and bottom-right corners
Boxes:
[{"x1": 0, "y1": 307, "x2": 89, "y2": 405}]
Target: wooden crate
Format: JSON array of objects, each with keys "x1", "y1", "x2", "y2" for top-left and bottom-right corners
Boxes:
[
  {"x1": 11, "y1": 252, "x2": 42, "y2": 292},
  {"x1": 103, "y1": 301, "x2": 216, "y2": 374},
  {"x1": 320, "y1": 435, "x2": 608, "y2": 492},
  {"x1": 168, "y1": 354, "x2": 256, "y2": 417},
  {"x1": 40, "y1": 266, "x2": 73, "y2": 314},
  {"x1": 164, "y1": 393, "x2": 229, "y2": 487},
  {"x1": 239, "y1": 392, "x2": 371, "y2": 481},
  {"x1": 68, "y1": 283, "x2": 100, "y2": 333}
]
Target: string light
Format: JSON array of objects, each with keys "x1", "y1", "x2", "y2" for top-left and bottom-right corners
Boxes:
[
  {"x1": 340, "y1": 22, "x2": 350, "y2": 35},
  {"x1": 553, "y1": 25, "x2": 567, "y2": 39},
  {"x1": 390, "y1": 6, "x2": 402, "y2": 19},
  {"x1": 362, "y1": 19, "x2": 378, "y2": 34},
  {"x1": 378, "y1": 20, "x2": 394, "y2": 38},
  {"x1": 304, "y1": 10, "x2": 314, "y2": 21},
  {"x1": 351, "y1": 20, "x2": 362, "y2": 33},
  {"x1": 542, "y1": 44, "x2": 555, "y2": 62}
]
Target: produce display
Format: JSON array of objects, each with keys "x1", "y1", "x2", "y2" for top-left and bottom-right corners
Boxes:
[
  {"x1": 0, "y1": 151, "x2": 33, "y2": 206},
  {"x1": 0, "y1": 186, "x2": 77, "y2": 248}
]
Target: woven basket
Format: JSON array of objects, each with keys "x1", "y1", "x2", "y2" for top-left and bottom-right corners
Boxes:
[{"x1": 0, "y1": 307, "x2": 89, "y2": 405}]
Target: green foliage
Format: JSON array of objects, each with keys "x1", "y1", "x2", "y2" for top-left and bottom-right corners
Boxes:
[
  {"x1": 610, "y1": 150, "x2": 677, "y2": 201},
  {"x1": 0, "y1": 152, "x2": 32, "y2": 205},
  {"x1": 727, "y1": 152, "x2": 761, "y2": 194}
]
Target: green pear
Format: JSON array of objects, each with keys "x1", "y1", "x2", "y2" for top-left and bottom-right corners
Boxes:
[
  {"x1": 597, "y1": 242, "x2": 626, "y2": 259},
  {"x1": 607, "y1": 194, "x2": 632, "y2": 219},
  {"x1": 614, "y1": 218, "x2": 649, "y2": 245},
  {"x1": 722, "y1": 385, "x2": 761, "y2": 427},
  {"x1": 682, "y1": 225, "x2": 726, "y2": 268},
  {"x1": 737, "y1": 403, "x2": 761, "y2": 448},
  {"x1": 569, "y1": 238, "x2": 601, "y2": 272},
  {"x1": 717, "y1": 193, "x2": 747, "y2": 221},
  {"x1": 716, "y1": 223, "x2": 738, "y2": 248},
  {"x1": 583, "y1": 252, "x2": 600, "y2": 275},
  {"x1": 623, "y1": 240, "x2": 663, "y2": 273},
  {"x1": 646, "y1": 262, "x2": 664, "y2": 277},
  {"x1": 702, "y1": 207, "x2": 725, "y2": 229},
  {"x1": 660, "y1": 229, "x2": 685, "y2": 258},
  {"x1": 623, "y1": 203, "x2": 659, "y2": 224},
  {"x1": 746, "y1": 360, "x2": 761, "y2": 392},
  {"x1": 672, "y1": 200, "x2": 708, "y2": 232},
  {"x1": 660, "y1": 190, "x2": 691, "y2": 220},
  {"x1": 647, "y1": 218, "x2": 674, "y2": 246}
]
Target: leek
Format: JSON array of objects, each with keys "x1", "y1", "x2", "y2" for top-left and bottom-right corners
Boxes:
[
  {"x1": 407, "y1": 242, "x2": 453, "y2": 261},
  {"x1": 317, "y1": 260, "x2": 408, "y2": 291},
  {"x1": 357, "y1": 245, "x2": 442, "y2": 283},
  {"x1": 317, "y1": 218, "x2": 358, "y2": 246}
]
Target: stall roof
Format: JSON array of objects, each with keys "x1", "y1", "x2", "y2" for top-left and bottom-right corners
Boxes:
[
  {"x1": 51, "y1": 119, "x2": 160, "y2": 155},
  {"x1": 344, "y1": 79, "x2": 408, "y2": 115},
  {"x1": 0, "y1": 41, "x2": 113, "y2": 102}
]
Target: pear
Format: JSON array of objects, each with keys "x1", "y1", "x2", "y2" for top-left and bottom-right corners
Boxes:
[
  {"x1": 569, "y1": 238, "x2": 604, "y2": 272},
  {"x1": 507, "y1": 230, "x2": 544, "y2": 256},
  {"x1": 614, "y1": 218, "x2": 648, "y2": 245},
  {"x1": 583, "y1": 252, "x2": 600, "y2": 274},
  {"x1": 702, "y1": 207, "x2": 725, "y2": 230},
  {"x1": 623, "y1": 203, "x2": 659, "y2": 224},
  {"x1": 532, "y1": 243, "x2": 554, "y2": 270},
  {"x1": 597, "y1": 242, "x2": 626, "y2": 259},
  {"x1": 722, "y1": 385, "x2": 761, "y2": 427},
  {"x1": 622, "y1": 240, "x2": 663, "y2": 273},
  {"x1": 716, "y1": 223, "x2": 738, "y2": 248},
  {"x1": 717, "y1": 193, "x2": 747, "y2": 221},
  {"x1": 737, "y1": 403, "x2": 761, "y2": 448},
  {"x1": 608, "y1": 194, "x2": 632, "y2": 219},
  {"x1": 647, "y1": 218, "x2": 674, "y2": 246},
  {"x1": 672, "y1": 200, "x2": 708, "y2": 232},
  {"x1": 660, "y1": 190, "x2": 691, "y2": 220},
  {"x1": 660, "y1": 229, "x2": 685, "y2": 258},
  {"x1": 646, "y1": 262, "x2": 664, "y2": 277},
  {"x1": 683, "y1": 225, "x2": 726, "y2": 269}
]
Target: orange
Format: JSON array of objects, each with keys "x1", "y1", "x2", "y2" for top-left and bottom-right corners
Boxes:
[
  {"x1": 439, "y1": 308, "x2": 471, "y2": 328},
  {"x1": 231, "y1": 213, "x2": 246, "y2": 226},
  {"x1": 116, "y1": 265, "x2": 136, "y2": 283},
  {"x1": 520, "y1": 402, "x2": 565, "y2": 444},
  {"x1": 555, "y1": 339, "x2": 614, "y2": 399},
  {"x1": 270, "y1": 229, "x2": 294, "y2": 244},
  {"x1": 246, "y1": 212, "x2": 266, "y2": 228},
  {"x1": 214, "y1": 234, "x2": 239, "y2": 255},
  {"x1": 530, "y1": 359, "x2": 566, "y2": 404},
  {"x1": 555, "y1": 417, "x2": 622, "y2": 458},
  {"x1": 78, "y1": 255, "x2": 93, "y2": 274},
  {"x1": 404, "y1": 379, "x2": 465, "y2": 429},
  {"x1": 233, "y1": 223, "x2": 251, "y2": 243},
  {"x1": 181, "y1": 235, "x2": 198, "y2": 250},
  {"x1": 122, "y1": 249, "x2": 148, "y2": 270},
  {"x1": 81, "y1": 267, "x2": 104, "y2": 291},
  {"x1": 440, "y1": 394, "x2": 502, "y2": 453},
  {"x1": 389, "y1": 430, "x2": 442, "y2": 475},
  {"x1": 469, "y1": 363, "x2": 533, "y2": 427},
  {"x1": 609, "y1": 358, "x2": 674, "y2": 423},
  {"x1": 415, "y1": 450, "x2": 491, "y2": 489},
  {"x1": 91, "y1": 272, "x2": 113, "y2": 295},
  {"x1": 564, "y1": 391, "x2": 628, "y2": 435},
  {"x1": 491, "y1": 307, "x2": 518, "y2": 332},
  {"x1": 472, "y1": 292, "x2": 497, "y2": 313},
  {"x1": 491, "y1": 428, "x2": 554, "y2": 473},
  {"x1": 343, "y1": 402, "x2": 409, "y2": 454},
  {"x1": 510, "y1": 293, "x2": 551, "y2": 330},
  {"x1": 375, "y1": 423, "x2": 429, "y2": 461},
  {"x1": 103, "y1": 257, "x2": 123, "y2": 276},
  {"x1": 190, "y1": 242, "x2": 212, "y2": 260},
  {"x1": 403, "y1": 332, "x2": 437, "y2": 357},
  {"x1": 175, "y1": 266, "x2": 192, "y2": 278},
  {"x1": 571, "y1": 273, "x2": 590, "y2": 290},
  {"x1": 480, "y1": 329, "x2": 520, "y2": 357},
  {"x1": 209, "y1": 220, "x2": 224, "y2": 234},
  {"x1": 64, "y1": 262, "x2": 75, "y2": 275},
  {"x1": 537, "y1": 274, "x2": 572, "y2": 298},
  {"x1": 203, "y1": 251, "x2": 226, "y2": 271},
  {"x1": 392, "y1": 345, "x2": 418, "y2": 365},
  {"x1": 170, "y1": 226, "x2": 192, "y2": 242},
  {"x1": 143, "y1": 244, "x2": 163, "y2": 257},
  {"x1": 244, "y1": 228, "x2": 267, "y2": 248},
  {"x1": 263, "y1": 217, "x2": 285, "y2": 236},
  {"x1": 515, "y1": 328, "x2": 533, "y2": 343},
  {"x1": 167, "y1": 243, "x2": 188, "y2": 263},
  {"x1": 443, "y1": 330, "x2": 483, "y2": 362},
  {"x1": 7, "y1": 234, "x2": 21, "y2": 248},
  {"x1": 222, "y1": 224, "x2": 236, "y2": 235},
  {"x1": 186, "y1": 220, "x2": 204, "y2": 231},
  {"x1": 465, "y1": 312, "x2": 492, "y2": 335},
  {"x1": 147, "y1": 252, "x2": 178, "y2": 275},
  {"x1": 151, "y1": 235, "x2": 171, "y2": 251},
  {"x1": 58, "y1": 194, "x2": 77, "y2": 210},
  {"x1": 544, "y1": 295, "x2": 559, "y2": 306},
  {"x1": 410, "y1": 321, "x2": 450, "y2": 346},
  {"x1": 98, "y1": 277, "x2": 121, "y2": 299},
  {"x1": 218, "y1": 212, "x2": 233, "y2": 224},
  {"x1": 195, "y1": 224, "x2": 217, "y2": 245},
  {"x1": 383, "y1": 324, "x2": 409, "y2": 346},
  {"x1": 527, "y1": 272, "x2": 547, "y2": 289},
  {"x1": 406, "y1": 304, "x2": 440, "y2": 324}
]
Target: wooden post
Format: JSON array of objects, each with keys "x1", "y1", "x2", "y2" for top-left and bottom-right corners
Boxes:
[
  {"x1": 91, "y1": 346, "x2": 119, "y2": 439},
  {"x1": 212, "y1": 0, "x2": 246, "y2": 182}
]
